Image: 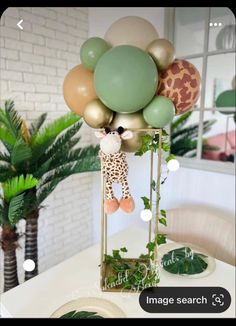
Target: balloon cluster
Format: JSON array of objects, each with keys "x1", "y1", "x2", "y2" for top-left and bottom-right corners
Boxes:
[{"x1": 63, "y1": 16, "x2": 201, "y2": 152}]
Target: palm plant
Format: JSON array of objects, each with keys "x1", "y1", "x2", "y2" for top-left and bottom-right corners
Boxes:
[
  {"x1": 0, "y1": 100, "x2": 100, "y2": 281},
  {"x1": 170, "y1": 111, "x2": 218, "y2": 157},
  {"x1": 0, "y1": 175, "x2": 38, "y2": 291}
]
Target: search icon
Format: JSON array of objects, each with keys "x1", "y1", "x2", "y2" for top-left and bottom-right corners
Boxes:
[{"x1": 212, "y1": 294, "x2": 224, "y2": 306}]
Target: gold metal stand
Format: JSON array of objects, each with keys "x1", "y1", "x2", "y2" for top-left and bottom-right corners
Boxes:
[{"x1": 100, "y1": 128, "x2": 162, "y2": 292}]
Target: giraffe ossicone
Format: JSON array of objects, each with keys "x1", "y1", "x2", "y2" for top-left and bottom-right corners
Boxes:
[{"x1": 95, "y1": 127, "x2": 135, "y2": 215}]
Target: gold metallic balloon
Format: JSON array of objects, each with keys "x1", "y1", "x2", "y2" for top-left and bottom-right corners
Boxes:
[
  {"x1": 147, "y1": 38, "x2": 175, "y2": 71},
  {"x1": 83, "y1": 99, "x2": 114, "y2": 128},
  {"x1": 110, "y1": 112, "x2": 148, "y2": 152}
]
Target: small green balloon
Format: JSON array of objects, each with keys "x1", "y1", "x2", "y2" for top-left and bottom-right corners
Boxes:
[
  {"x1": 143, "y1": 96, "x2": 175, "y2": 128},
  {"x1": 216, "y1": 90, "x2": 236, "y2": 114},
  {"x1": 80, "y1": 37, "x2": 109, "y2": 71},
  {"x1": 94, "y1": 45, "x2": 158, "y2": 113}
]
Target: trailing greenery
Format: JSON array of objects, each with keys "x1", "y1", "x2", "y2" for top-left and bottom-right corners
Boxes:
[
  {"x1": 135, "y1": 130, "x2": 170, "y2": 247},
  {"x1": 170, "y1": 111, "x2": 218, "y2": 157},
  {"x1": 59, "y1": 311, "x2": 104, "y2": 319},
  {"x1": 104, "y1": 246, "x2": 159, "y2": 291},
  {"x1": 161, "y1": 247, "x2": 208, "y2": 275}
]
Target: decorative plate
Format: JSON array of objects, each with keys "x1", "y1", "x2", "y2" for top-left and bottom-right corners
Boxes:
[
  {"x1": 50, "y1": 297, "x2": 126, "y2": 318},
  {"x1": 157, "y1": 242, "x2": 216, "y2": 279}
]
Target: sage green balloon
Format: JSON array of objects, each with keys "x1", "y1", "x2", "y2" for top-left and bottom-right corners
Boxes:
[
  {"x1": 143, "y1": 96, "x2": 175, "y2": 128},
  {"x1": 94, "y1": 45, "x2": 158, "y2": 113},
  {"x1": 216, "y1": 90, "x2": 236, "y2": 114},
  {"x1": 80, "y1": 37, "x2": 109, "y2": 71}
]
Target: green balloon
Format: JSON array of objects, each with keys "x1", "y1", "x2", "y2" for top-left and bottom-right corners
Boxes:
[
  {"x1": 216, "y1": 90, "x2": 236, "y2": 114},
  {"x1": 80, "y1": 37, "x2": 109, "y2": 71},
  {"x1": 94, "y1": 45, "x2": 158, "y2": 113},
  {"x1": 143, "y1": 96, "x2": 175, "y2": 128}
]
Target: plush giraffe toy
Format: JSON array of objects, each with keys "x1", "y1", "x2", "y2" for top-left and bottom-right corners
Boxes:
[{"x1": 95, "y1": 126, "x2": 135, "y2": 215}]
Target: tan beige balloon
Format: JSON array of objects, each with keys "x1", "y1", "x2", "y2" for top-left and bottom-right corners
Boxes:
[
  {"x1": 63, "y1": 64, "x2": 97, "y2": 116},
  {"x1": 110, "y1": 111, "x2": 148, "y2": 152},
  {"x1": 83, "y1": 99, "x2": 114, "y2": 128},
  {"x1": 147, "y1": 38, "x2": 175, "y2": 70},
  {"x1": 104, "y1": 16, "x2": 159, "y2": 50}
]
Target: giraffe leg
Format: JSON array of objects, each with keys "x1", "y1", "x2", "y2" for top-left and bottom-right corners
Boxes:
[
  {"x1": 104, "y1": 179, "x2": 119, "y2": 214},
  {"x1": 119, "y1": 178, "x2": 135, "y2": 213}
]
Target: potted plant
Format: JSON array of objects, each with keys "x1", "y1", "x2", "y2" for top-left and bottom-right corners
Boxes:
[
  {"x1": 0, "y1": 175, "x2": 38, "y2": 291},
  {"x1": 0, "y1": 100, "x2": 100, "y2": 282}
]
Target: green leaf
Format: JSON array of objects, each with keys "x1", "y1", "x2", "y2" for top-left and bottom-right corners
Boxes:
[
  {"x1": 139, "y1": 254, "x2": 151, "y2": 260},
  {"x1": 156, "y1": 234, "x2": 167, "y2": 245},
  {"x1": 120, "y1": 247, "x2": 128, "y2": 253},
  {"x1": 162, "y1": 142, "x2": 170, "y2": 152},
  {"x1": 40, "y1": 154, "x2": 100, "y2": 186},
  {"x1": 31, "y1": 112, "x2": 80, "y2": 148},
  {"x1": 165, "y1": 154, "x2": 175, "y2": 162},
  {"x1": 60, "y1": 310, "x2": 104, "y2": 319},
  {"x1": 159, "y1": 218, "x2": 167, "y2": 226},
  {"x1": 146, "y1": 241, "x2": 156, "y2": 252},
  {"x1": 0, "y1": 151, "x2": 10, "y2": 163},
  {"x1": 0, "y1": 124, "x2": 16, "y2": 146},
  {"x1": 161, "y1": 247, "x2": 208, "y2": 275},
  {"x1": 141, "y1": 196, "x2": 150, "y2": 209},
  {"x1": 151, "y1": 180, "x2": 156, "y2": 191},
  {"x1": 160, "y1": 209, "x2": 166, "y2": 218},
  {"x1": 37, "y1": 178, "x2": 62, "y2": 205},
  {"x1": 0, "y1": 163, "x2": 16, "y2": 182},
  {"x1": 112, "y1": 249, "x2": 121, "y2": 259},
  {"x1": 38, "y1": 145, "x2": 100, "y2": 178},
  {"x1": 11, "y1": 139, "x2": 32, "y2": 168},
  {"x1": 4, "y1": 100, "x2": 23, "y2": 138},
  {"x1": 8, "y1": 193, "x2": 25, "y2": 225},
  {"x1": 29, "y1": 113, "x2": 47, "y2": 136},
  {"x1": 3, "y1": 174, "x2": 38, "y2": 202},
  {"x1": 171, "y1": 111, "x2": 192, "y2": 131}
]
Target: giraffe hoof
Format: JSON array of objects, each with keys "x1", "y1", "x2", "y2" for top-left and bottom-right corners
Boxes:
[
  {"x1": 119, "y1": 197, "x2": 135, "y2": 213},
  {"x1": 104, "y1": 198, "x2": 119, "y2": 214}
]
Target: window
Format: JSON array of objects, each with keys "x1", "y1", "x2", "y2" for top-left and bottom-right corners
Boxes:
[{"x1": 166, "y1": 7, "x2": 235, "y2": 174}]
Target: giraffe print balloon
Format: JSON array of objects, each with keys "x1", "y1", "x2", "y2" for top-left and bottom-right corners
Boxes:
[{"x1": 157, "y1": 59, "x2": 201, "y2": 115}]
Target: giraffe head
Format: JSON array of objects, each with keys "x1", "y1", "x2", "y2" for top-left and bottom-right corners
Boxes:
[{"x1": 95, "y1": 126, "x2": 133, "y2": 155}]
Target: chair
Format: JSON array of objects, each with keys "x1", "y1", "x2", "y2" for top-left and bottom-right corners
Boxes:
[{"x1": 159, "y1": 205, "x2": 235, "y2": 266}]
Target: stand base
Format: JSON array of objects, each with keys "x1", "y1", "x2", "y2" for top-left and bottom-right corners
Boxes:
[{"x1": 101, "y1": 258, "x2": 159, "y2": 293}]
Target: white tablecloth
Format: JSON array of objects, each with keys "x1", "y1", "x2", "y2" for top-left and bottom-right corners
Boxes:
[{"x1": 1, "y1": 227, "x2": 235, "y2": 318}]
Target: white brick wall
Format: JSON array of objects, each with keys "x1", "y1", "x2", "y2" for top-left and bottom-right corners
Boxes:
[{"x1": 0, "y1": 7, "x2": 95, "y2": 290}]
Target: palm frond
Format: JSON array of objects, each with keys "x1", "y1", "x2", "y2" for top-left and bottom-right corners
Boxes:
[
  {"x1": 0, "y1": 151, "x2": 10, "y2": 163},
  {"x1": 37, "y1": 178, "x2": 62, "y2": 205},
  {"x1": 11, "y1": 138, "x2": 32, "y2": 169},
  {"x1": 4, "y1": 100, "x2": 23, "y2": 138},
  {"x1": 0, "y1": 123, "x2": 16, "y2": 146},
  {"x1": 0, "y1": 163, "x2": 16, "y2": 182},
  {"x1": 8, "y1": 193, "x2": 25, "y2": 225},
  {"x1": 39, "y1": 145, "x2": 100, "y2": 182},
  {"x1": 32, "y1": 137, "x2": 81, "y2": 178},
  {"x1": 171, "y1": 112, "x2": 192, "y2": 131},
  {"x1": 30, "y1": 113, "x2": 81, "y2": 163},
  {"x1": 3, "y1": 174, "x2": 38, "y2": 202},
  {"x1": 21, "y1": 120, "x2": 30, "y2": 144},
  {"x1": 38, "y1": 120, "x2": 82, "y2": 166},
  {"x1": 42, "y1": 145, "x2": 99, "y2": 176},
  {"x1": 29, "y1": 113, "x2": 47, "y2": 137},
  {"x1": 31, "y1": 112, "x2": 80, "y2": 148},
  {"x1": 43, "y1": 121, "x2": 82, "y2": 157}
]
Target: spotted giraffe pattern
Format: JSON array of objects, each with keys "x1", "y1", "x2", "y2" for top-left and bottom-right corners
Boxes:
[
  {"x1": 157, "y1": 59, "x2": 201, "y2": 115},
  {"x1": 99, "y1": 150, "x2": 131, "y2": 200}
]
